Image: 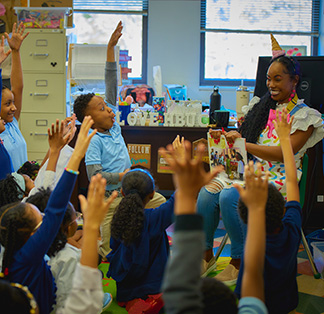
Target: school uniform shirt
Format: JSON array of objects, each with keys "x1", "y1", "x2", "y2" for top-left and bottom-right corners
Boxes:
[
  {"x1": 0, "y1": 140, "x2": 14, "y2": 179},
  {"x1": 107, "y1": 194, "x2": 175, "y2": 302},
  {"x1": 48, "y1": 243, "x2": 81, "y2": 313},
  {"x1": 8, "y1": 170, "x2": 77, "y2": 314},
  {"x1": 1, "y1": 117, "x2": 27, "y2": 171},
  {"x1": 235, "y1": 201, "x2": 301, "y2": 314}
]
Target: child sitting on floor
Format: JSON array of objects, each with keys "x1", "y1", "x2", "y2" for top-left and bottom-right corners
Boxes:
[
  {"x1": 235, "y1": 108, "x2": 302, "y2": 314},
  {"x1": 160, "y1": 140, "x2": 269, "y2": 314},
  {"x1": 107, "y1": 168, "x2": 174, "y2": 314},
  {"x1": 0, "y1": 116, "x2": 96, "y2": 314}
]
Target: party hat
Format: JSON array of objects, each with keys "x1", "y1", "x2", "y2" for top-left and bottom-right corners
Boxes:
[{"x1": 270, "y1": 34, "x2": 285, "y2": 59}]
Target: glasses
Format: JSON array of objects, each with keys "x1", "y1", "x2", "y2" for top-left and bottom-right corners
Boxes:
[
  {"x1": 69, "y1": 212, "x2": 83, "y2": 226},
  {"x1": 33, "y1": 213, "x2": 45, "y2": 232}
]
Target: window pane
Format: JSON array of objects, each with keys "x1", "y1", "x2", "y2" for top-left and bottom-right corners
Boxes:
[
  {"x1": 205, "y1": 32, "x2": 311, "y2": 80},
  {"x1": 67, "y1": 13, "x2": 143, "y2": 78},
  {"x1": 206, "y1": 0, "x2": 313, "y2": 33}
]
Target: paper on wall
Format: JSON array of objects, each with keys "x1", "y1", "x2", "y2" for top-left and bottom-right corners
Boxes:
[{"x1": 153, "y1": 65, "x2": 162, "y2": 96}]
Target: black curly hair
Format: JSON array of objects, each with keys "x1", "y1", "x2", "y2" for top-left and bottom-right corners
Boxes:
[
  {"x1": 0, "y1": 280, "x2": 35, "y2": 314},
  {"x1": 238, "y1": 183, "x2": 285, "y2": 234},
  {"x1": 0, "y1": 175, "x2": 25, "y2": 207},
  {"x1": 0, "y1": 202, "x2": 37, "y2": 278},
  {"x1": 73, "y1": 93, "x2": 95, "y2": 123},
  {"x1": 239, "y1": 55, "x2": 301, "y2": 147},
  {"x1": 17, "y1": 161, "x2": 40, "y2": 181},
  {"x1": 111, "y1": 169, "x2": 155, "y2": 245},
  {"x1": 201, "y1": 277, "x2": 238, "y2": 314},
  {"x1": 26, "y1": 188, "x2": 75, "y2": 257}
]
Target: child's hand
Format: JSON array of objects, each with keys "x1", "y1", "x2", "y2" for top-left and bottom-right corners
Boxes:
[
  {"x1": 48, "y1": 119, "x2": 69, "y2": 153},
  {"x1": 108, "y1": 21, "x2": 123, "y2": 49},
  {"x1": 79, "y1": 174, "x2": 118, "y2": 227},
  {"x1": 234, "y1": 162, "x2": 269, "y2": 212},
  {"x1": 0, "y1": 36, "x2": 11, "y2": 65},
  {"x1": 273, "y1": 108, "x2": 293, "y2": 140},
  {"x1": 172, "y1": 135, "x2": 185, "y2": 160},
  {"x1": 225, "y1": 130, "x2": 242, "y2": 145},
  {"x1": 160, "y1": 141, "x2": 223, "y2": 201},
  {"x1": 73, "y1": 116, "x2": 97, "y2": 159},
  {"x1": 63, "y1": 114, "x2": 77, "y2": 144},
  {"x1": 5, "y1": 22, "x2": 29, "y2": 52}
]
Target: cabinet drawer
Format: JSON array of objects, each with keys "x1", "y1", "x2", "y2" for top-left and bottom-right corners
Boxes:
[
  {"x1": 22, "y1": 74, "x2": 66, "y2": 113},
  {"x1": 21, "y1": 30, "x2": 66, "y2": 73},
  {"x1": 20, "y1": 113, "x2": 66, "y2": 152}
]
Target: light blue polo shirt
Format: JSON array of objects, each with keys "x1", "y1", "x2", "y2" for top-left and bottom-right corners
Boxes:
[
  {"x1": 1, "y1": 117, "x2": 28, "y2": 172},
  {"x1": 85, "y1": 122, "x2": 131, "y2": 191}
]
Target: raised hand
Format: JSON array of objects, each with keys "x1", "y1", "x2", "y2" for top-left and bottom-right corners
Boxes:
[
  {"x1": 172, "y1": 135, "x2": 185, "y2": 160},
  {"x1": 273, "y1": 108, "x2": 293, "y2": 140},
  {"x1": 63, "y1": 114, "x2": 77, "y2": 144},
  {"x1": 0, "y1": 36, "x2": 11, "y2": 65},
  {"x1": 5, "y1": 22, "x2": 29, "y2": 52},
  {"x1": 79, "y1": 174, "x2": 118, "y2": 227},
  {"x1": 48, "y1": 119, "x2": 69, "y2": 152},
  {"x1": 234, "y1": 161, "x2": 269, "y2": 212},
  {"x1": 108, "y1": 21, "x2": 123, "y2": 49},
  {"x1": 159, "y1": 141, "x2": 223, "y2": 202}
]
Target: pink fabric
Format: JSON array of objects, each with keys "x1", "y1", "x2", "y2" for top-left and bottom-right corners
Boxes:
[{"x1": 0, "y1": 3, "x2": 6, "y2": 16}]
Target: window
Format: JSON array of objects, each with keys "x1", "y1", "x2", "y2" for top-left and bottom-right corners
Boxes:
[
  {"x1": 68, "y1": 0, "x2": 148, "y2": 83},
  {"x1": 200, "y1": 0, "x2": 320, "y2": 86}
]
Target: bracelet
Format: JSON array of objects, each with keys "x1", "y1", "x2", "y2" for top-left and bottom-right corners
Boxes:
[{"x1": 64, "y1": 167, "x2": 79, "y2": 175}]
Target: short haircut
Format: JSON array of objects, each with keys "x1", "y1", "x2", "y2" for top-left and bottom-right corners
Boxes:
[
  {"x1": 73, "y1": 93, "x2": 95, "y2": 122},
  {"x1": 238, "y1": 183, "x2": 285, "y2": 234}
]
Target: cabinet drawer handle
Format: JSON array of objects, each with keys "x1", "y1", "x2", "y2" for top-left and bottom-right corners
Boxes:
[
  {"x1": 34, "y1": 133, "x2": 48, "y2": 136},
  {"x1": 34, "y1": 93, "x2": 49, "y2": 97},
  {"x1": 34, "y1": 53, "x2": 49, "y2": 57}
]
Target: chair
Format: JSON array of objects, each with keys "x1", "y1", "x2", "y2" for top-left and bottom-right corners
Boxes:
[{"x1": 214, "y1": 152, "x2": 321, "y2": 279}]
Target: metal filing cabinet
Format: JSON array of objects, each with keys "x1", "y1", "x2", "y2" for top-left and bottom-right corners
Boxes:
[{"x1": 20, "y1": 29, "x2": 67, "y2": 163}]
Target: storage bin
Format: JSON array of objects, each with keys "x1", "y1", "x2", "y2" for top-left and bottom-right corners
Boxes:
[
  {"x1": 306, "y1": 229, "x2": 324, "y2": 256},
  {"x1": 14, "y1": 7, "x2": 71, "y2": 29},
  {"x1": 311, "y1": 242, "x2": 324, "y2": 278},
  {"x1": 165, "y1": 84, "x2": 187, "y2": 101}
]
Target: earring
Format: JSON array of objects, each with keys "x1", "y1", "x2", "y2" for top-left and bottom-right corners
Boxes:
[{"x1": 288, "y1": 89, "x2": 296, "y2": 102}]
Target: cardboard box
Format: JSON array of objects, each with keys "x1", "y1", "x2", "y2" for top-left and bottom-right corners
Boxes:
[{"x1": 29, "y1": 0, "x2": 73, "y2": 27}]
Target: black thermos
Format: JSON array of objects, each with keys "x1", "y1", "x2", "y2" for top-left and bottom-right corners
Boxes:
[{"x1": 209, "y1": 86, "x2": 221, "y2": 124}]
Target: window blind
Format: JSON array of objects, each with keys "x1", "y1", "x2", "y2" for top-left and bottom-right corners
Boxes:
[
  {"x1": 201, "y1": 0, "x2": 320, "y2": 36},
  {"x1": 73, "y1": 0, "x2": 148, "y2": 14}
]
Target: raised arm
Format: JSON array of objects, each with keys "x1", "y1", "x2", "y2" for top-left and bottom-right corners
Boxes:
[
  {"x1": 0, "y1": 35, "x2": 11, "y2": 65},
  {"x1": 4, "y1": 23, "x2": 29, "y2": 121},
  {"x1": 234, "y1": 162, "x2": 268, "y2": 301},
  {"x1": 107, "y1": 21, "x2": 122, "y2": 62},
  {"x1": 273, "y1": 108, "x2": 299, "y2": 202}
]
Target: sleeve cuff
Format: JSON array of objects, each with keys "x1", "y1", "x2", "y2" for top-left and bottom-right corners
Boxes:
[
  {"x1": 73, "y1": 264, "x2": 102, "y2": 290},
  {"x1": 174, "y1": 214, "x2": 203, "y2": 232}
]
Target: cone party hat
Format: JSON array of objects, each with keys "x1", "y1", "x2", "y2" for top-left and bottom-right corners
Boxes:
[{"x1": 270, "y1": 34, "x2": 285, "y2": 59}]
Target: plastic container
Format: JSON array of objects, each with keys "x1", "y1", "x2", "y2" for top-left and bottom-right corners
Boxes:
[
  {"x1": 306, "y1": 229, "x2": 324, "y2": 256},
  {"x1": 14, "y1": 7, "x2": 71, "y2": 29},
  {"x1": 311, "y1": 242, "x2": 324, "y2": 278},
  {"x1": 164, "y1": 84, "x2": 187, "y2": 101},
  {"x1": 236, "y1": 85, "x2": 250, "y2": 120}
]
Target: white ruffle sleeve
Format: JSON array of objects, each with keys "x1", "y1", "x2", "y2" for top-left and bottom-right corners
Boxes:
[
  {"x1": 242, "y1": 96, "x2": 260, "y2": 116},
  {"x1": 290, "y1": 100, "x2": 324, "y2": 153}
]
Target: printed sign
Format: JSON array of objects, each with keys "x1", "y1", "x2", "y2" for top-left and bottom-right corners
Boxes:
[
  {"x1": 127, "y1": 144, "x2": 151, "y2": 169},
  {"x1": 157, "y1": 150, "x2": 173, "y2": 174}
]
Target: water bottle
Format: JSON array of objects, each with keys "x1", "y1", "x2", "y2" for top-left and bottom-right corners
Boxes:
[
  {"x1": 236, "y1": 85, "x2": 250, "y2": 120},
  {"x1": 209, "y1": 86, "x2": 221, "y2": 124}
]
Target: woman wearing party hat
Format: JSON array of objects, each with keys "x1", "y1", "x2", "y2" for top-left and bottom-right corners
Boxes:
[{"x1": 196, "y1": 34, "x2": 323, "y2": 312}]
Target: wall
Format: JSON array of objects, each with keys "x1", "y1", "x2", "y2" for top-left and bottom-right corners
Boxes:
[{"x1": 147, "y1": 0, "x2": 237, "y2": 110}]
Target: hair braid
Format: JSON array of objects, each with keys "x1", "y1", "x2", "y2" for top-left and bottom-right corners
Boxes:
[{"x1": 0, "y1": 176, "x2": 25, "y2": 207}]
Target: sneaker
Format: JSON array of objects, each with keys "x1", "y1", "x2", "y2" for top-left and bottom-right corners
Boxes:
[
  {"x1": 214, "y1": 264, "x2": 239, "y2": 286},
  {"x1": 101, "y1": 293, "x2": 113, "y2": 313},
  {"x1": 201, "y1": 256, "x2": 217, "y2": 277}
]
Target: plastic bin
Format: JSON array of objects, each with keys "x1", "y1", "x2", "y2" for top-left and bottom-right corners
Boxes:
[
  {"x1": 311, "y1": 242, "x2": 324, "y2": 278},
  {"x1": 14, "y1": 7, "x2": 71, "y2": 29},
  {"x1": 306, "y1": 229, "x2": 324, "y2": 256},
  {"x1": 164, "y1": 84, "x2": 187, "y2": 101}
]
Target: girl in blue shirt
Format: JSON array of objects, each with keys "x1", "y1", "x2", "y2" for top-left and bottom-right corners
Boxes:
[
  {"x1": 0, "y1": 116, "x2": 96, "y2": 314},
  {"x1": 108, "y1": 168, "x2": 174, "y2": 313}
]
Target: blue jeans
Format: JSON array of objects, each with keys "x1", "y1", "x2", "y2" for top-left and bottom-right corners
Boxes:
[{"x1": 197, "y1": 187, "x2": 246, "y2": 258}]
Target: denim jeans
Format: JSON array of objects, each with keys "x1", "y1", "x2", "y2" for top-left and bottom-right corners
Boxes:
[{"x1": 197, "y1": 187, "x2": 247, "y2": 258}]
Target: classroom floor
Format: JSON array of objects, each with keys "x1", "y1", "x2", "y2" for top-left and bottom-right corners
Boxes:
[{"x1": 99, "y1": 222, "x2": 324, "y2": 314}]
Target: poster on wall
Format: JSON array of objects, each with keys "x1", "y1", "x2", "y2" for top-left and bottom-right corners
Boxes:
[
  {"x1": 157, "y1": 150, "x2": 173, "y2": 174},
  {"x1": 127, "y1": 144, "x2": 151, "y2": 169}
]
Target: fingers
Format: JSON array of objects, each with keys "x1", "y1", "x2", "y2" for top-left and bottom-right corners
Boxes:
[
  {"x1": 78, "y1": 195, "x2": 87, "y2": 213},
  {"x1": 105, "y1": 190, "x2": 118, "y2": 209}
]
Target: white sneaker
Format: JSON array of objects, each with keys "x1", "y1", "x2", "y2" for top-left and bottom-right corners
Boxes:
[{"x1": 201, "y1": 256, "x2": 217, "y2": 277}]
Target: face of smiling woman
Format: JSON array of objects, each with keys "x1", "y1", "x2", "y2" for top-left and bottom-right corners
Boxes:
[
  {"x1": 266, "y1": 61, "x2": 298, "y2": 105},
  {"x1": 1, "y1": 89, "x2": 17, "y2": 123}
]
